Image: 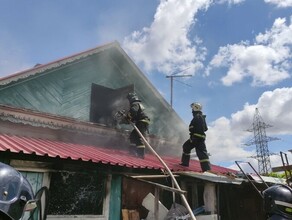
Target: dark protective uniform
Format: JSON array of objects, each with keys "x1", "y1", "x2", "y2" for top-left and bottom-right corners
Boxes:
[
  {"x1": 127, "y1": 100, "x2": 150, "y2": 159},
  {"x1": 180, "y1": 110, "x2": 211, "y2": 172}
]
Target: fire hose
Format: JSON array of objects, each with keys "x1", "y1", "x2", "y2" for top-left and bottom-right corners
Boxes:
[{"x1": 115, "y1": 110, "x2": 196, "y2": 220}]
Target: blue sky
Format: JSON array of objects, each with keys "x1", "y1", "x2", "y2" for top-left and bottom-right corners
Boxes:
[{"x1": 1, "y1": 0, "x2": 292, "y2": 171}]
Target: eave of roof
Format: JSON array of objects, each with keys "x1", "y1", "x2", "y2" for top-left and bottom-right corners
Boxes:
[
  {"x1": 178, "y1": 172, "x2": 243, "y2": 184},
  {"x1": 0, "y1": 133, "x2": 236, "y2": 174},
  {"x1": 0, "y1": 104, "x2": 114, "y2": 134}
]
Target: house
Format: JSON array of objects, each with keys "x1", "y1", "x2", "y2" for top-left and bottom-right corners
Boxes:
[{"x1": 0, "y1": 42, "x2": 274, "y2": 220}]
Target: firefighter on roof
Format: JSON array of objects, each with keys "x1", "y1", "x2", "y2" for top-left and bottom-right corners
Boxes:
[
  {"x1": 180, "y1": 102, "x2": 211, "y2": 172},
  {"x1": 125, "y1": 92, "x2": 150, "y2": 159}
]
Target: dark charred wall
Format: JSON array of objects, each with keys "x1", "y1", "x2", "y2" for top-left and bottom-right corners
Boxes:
[
  {"x1": 48, "y1": 170, "x2": 106, "y2": 215},
  {"x1": 219, "y1": 183, "x2": 265, "y2": 220},
  {"x1": 122, "y1": 177, "x2": 155, "y2": 219}
]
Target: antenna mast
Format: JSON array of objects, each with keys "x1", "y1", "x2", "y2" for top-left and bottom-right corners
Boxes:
[{"x1": 166, "y1": 68, "x2": 192, "y2": 107}]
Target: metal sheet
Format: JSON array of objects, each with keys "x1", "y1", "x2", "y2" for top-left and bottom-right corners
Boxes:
[
  {"x1": 0, "y1": 134, "x2": 236, "y2": 174},
  {"x1": 178, "y1": 171, "x2": 243, "y2": 184}
]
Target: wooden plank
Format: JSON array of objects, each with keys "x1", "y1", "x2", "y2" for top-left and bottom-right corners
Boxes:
[
  {"x1": 272, "y1": 165, "x2": 292, "y2": 172},
  {"x1": 130, "y1": 177, "x2": 187, "y2": 194},
  {"x1": 109, "y1": 175, "x2": 122, "y2": 220}
]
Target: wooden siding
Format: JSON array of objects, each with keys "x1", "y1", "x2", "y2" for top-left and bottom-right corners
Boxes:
[
  {"x1": 0, "y1": 53, "x2": 128, "y2": 121},
  {"x1": 0, "y1": 44, "x2": 188, "y2": 154}
]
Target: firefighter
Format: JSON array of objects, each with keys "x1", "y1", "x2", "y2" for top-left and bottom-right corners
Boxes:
[
  {"x1": 180, "y1": 102, "x2": 211, "y2": 172},
  {"x1": 263, "y1": 184, "x2": 292, "y2": 220},
  {"x1": 0, "y1": 162, "x2": 37, "y2": 220},
  {"x1": 125, "y1": 92, "x2": 150, "y2": 159}
]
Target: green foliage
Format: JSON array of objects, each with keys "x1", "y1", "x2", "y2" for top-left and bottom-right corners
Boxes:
[{"x1": 268, "y1": 172, "x2": 286, "y2": 178}]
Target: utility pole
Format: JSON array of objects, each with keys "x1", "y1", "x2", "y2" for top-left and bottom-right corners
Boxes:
[
  {"x1": 245, "y1": 108, "x2": 279, "y2": 175},
  {"x1": 166, "y1": 68, "x2": 192, "y2": 107}
]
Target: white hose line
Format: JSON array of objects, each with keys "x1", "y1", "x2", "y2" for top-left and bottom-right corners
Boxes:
[{"x1": 131, "y1": 123, "x2": 196, "y2": 220}]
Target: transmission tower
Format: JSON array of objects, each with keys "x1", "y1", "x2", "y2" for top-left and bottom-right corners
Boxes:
[{"x1": 245, "y1": 108, "x2": 279, "y2": 175}]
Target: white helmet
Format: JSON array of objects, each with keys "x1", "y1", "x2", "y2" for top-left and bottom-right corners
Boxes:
[{"x1": 190, "y1": 102, "x2": 202, "y2": 111}]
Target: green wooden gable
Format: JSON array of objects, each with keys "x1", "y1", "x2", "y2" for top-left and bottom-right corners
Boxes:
[{"x1": 0, "y1": 41, "x2": 187, "y2": 143}]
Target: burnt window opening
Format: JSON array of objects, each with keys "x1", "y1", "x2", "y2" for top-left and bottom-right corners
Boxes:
[
  {"x1": 90, "y1": 84, "x2": 134, "y2": 127},
  {"x1": 47, "y1": 171, "x2": 106, "y2": 215}
]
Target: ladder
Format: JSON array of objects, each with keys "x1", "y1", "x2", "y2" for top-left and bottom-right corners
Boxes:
[
  {"x1": 280, "y1": 151, "x2": 292, "y2": 186},
  {"x1": 235, "y1": 161, "x2": 269, "y2": 198}
]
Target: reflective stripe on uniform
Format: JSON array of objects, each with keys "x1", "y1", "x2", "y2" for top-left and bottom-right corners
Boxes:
[
  {"x1": 136, "y1": 145, "x2": 145, "y2": 149},
  {"x1": 193, "y1": 133, "x2": 206, "y2": 139},
  {"x1": 200, "y1": 159, "x2": 210, "y2": 163},
  {"x1": 275, "y1": 200, "x2": 292, "y2": 209},
  {"x1": 140, "y1": 118, "x2": 150, "y2": 124}
]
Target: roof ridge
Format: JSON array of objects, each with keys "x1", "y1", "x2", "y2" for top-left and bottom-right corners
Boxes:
[{"x1": 0, "y1": 41, "x2": 120, "y2": 85}]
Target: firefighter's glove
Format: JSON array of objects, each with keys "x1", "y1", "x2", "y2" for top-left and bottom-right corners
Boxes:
[
  {"x1": 117, "y1": 112, "x2": 131, "y2": 124},
  {"x1": 125, "y1": 113, "x2": 132, "y2": 122}
]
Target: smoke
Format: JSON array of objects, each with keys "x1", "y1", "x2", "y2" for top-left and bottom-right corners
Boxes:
[{"x1": 147, "y1": 106, "x2": 188, "y2": 156}]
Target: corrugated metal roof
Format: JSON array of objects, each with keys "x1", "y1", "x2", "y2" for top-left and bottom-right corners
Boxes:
[
  {"x1": 179, "y1": 172, "x2": 243, "y2": 184},
  {"x1": 0, "y1": 134, "x2": 235, "y2": 174}
]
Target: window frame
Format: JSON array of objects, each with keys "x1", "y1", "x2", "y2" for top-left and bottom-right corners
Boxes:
[{"x1": 11, "y1": 160, "x2": 111, "y2": 220}]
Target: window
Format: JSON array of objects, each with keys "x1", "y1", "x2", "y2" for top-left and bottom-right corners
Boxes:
[
  {"x1": 20, "y1": 171, "x2": 44, "y2": 220},
  {"x1": 21, "y1": 171, "x2": 43, "y2": 195},
  {"x1": 47, "y1": 171, "x2": 106, "y2": 215}
]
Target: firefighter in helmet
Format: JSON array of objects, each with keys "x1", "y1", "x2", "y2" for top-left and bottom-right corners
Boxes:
[
  {"x1": 0, "y1": 162, "x2": 36, "y2": 220},
  {"x1": 125, "y1": 92, "x2": 150, "y2": 159},
  {"x1": 180, "y1": 102, "x2": 211, "y2": 172},
  {"x1": 263, "y1": 184, "x2": 292, "y2": 220}
]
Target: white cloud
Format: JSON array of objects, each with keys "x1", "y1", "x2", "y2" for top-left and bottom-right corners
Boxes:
[
  {"x1": 256, "y1": 87, "x2": 292, "y2": 134},
  {"x1": 217, "y1": 0, "x2": 245, "y2": 4},
  {"x1": 206, "y1": 16, "x2": 292, "y2": 86},
  {"x1": 123, "y1": 0, "x2": 212, "y2": 75},
  {"x1": 207, "y1": 116, "x2": 253, "y2": 163},
  {"x1": 270, "y1": 153, "x2": 292, "y2": 169},
  {"x1": 207, "y1": 87, "x2": 292, "y2": 167},
  {"x1": 265, "y1": 0, "x2": 292, "y2": 7}
]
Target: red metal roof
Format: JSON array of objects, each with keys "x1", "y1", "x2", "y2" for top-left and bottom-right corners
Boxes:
[{"x1": 0, "y1": 134, "x2": 235, "y2": 174}]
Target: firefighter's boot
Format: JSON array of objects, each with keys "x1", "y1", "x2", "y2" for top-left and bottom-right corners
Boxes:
[
  {"x1": 180, "y1": 153, "x2": 190, "y2": 167},
  {"x1": 136, "y1": 146, "x2": 145, "y2": 159},
  {"x1": 129, "y1": 144, "x2": 136, "y2": 156},
  {"x1": 200, "y1": 160, "x2": 211, "y2": 172}
]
